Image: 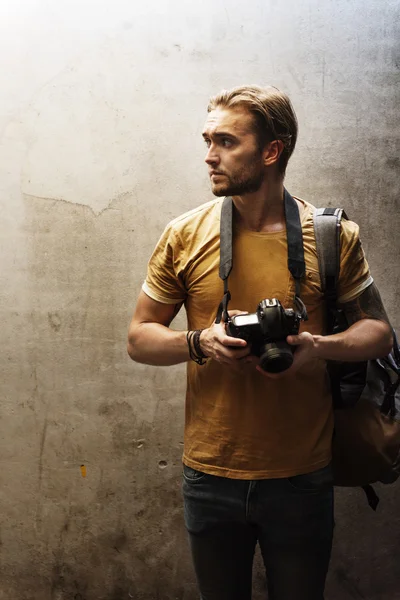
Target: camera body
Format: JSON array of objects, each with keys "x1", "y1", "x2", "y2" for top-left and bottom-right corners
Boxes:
[{"x1": 226, "y1": 298, "x2": 301, "y2": 373}]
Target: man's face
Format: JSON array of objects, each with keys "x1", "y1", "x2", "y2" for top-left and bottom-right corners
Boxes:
[{"x1": 202, "y1": 106, "x2": 265, "y2": 197}]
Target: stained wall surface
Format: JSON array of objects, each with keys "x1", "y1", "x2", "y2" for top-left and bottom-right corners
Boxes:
[{"x1": 0, "y1": 1, "x2": 399, "y2": 598}]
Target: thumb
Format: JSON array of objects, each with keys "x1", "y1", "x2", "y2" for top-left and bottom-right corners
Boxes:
[
  {"x1": 287, "y1": 332, "x2": 312, "y2": 346},
  {"x1": 228, "y1": 309, "x2": 249, "y2": 318},
  {"x1": 220, "y1": 309, "x2": 248, "y2": 323}
]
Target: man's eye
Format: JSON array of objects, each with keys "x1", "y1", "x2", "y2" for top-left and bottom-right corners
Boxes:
[
  {"x1": 222, "y1": 138, "x2": 233, "y2": 147},
  {"x1": 203, "y1": 139, "x2": 211, "y2": 148}
]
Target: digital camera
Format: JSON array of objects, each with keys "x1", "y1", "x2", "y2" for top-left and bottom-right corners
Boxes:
[{"x1": 226, "y1": 298, "x2": 302, "y2": 373}]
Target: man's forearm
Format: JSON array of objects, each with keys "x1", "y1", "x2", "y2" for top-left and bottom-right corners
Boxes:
[
  {"x1": 313, "y1": 319, "x2": 393, "y2": 362},
  {"x1": 128, "y1": 322, "x2": 189, "y2": 366}
]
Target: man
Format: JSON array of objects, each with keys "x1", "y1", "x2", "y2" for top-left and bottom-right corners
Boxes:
[{"x1": 127, "y1": 85, "x2": 392, "y2": 600}]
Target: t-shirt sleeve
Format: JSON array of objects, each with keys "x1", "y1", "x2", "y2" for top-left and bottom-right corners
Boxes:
[
  {"x1": 337, "y1": 219, "x2": 373, "y2": 304},
  {"x1": 142, "y1": 224, "x2": 187, "y2": 304}
]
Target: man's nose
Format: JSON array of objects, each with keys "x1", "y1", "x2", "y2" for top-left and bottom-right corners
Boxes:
[{"x1": 205, "y1": 144, "x2": 220, "y2": 165}]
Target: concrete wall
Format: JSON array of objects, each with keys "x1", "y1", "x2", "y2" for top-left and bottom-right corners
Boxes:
[{"x1": 1, "y1": 0, "x2": 399, "y2": 598}]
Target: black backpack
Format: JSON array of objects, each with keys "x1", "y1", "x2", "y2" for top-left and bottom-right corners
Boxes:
[{"x1": 314, "y1": 207, "x2": 400, "y2": 509}]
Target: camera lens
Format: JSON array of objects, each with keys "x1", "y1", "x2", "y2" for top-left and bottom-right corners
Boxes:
[{"x1": 259, "y1": 342, "x2": 294, "y2": 373}]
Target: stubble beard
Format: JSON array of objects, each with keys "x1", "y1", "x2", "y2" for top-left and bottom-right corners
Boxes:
[{"x1": 210, "y1": 160, "x2": 265, "y2": 197}]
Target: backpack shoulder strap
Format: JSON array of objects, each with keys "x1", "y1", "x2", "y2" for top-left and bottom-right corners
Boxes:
[{"x1": 313, "y1": 207, "x2": 347, "y2": 331}]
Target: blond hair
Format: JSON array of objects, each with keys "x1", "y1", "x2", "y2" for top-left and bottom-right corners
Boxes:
[{"x1": 207, "y1": 85, "x2": 298, "y2": 175}]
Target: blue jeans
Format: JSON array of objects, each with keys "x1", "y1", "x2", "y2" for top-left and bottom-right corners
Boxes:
[{"x1": 182, "y1": 463, "x2": 334, "y2": 600}]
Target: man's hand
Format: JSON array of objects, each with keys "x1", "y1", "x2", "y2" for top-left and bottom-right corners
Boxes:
[
  {"x1": 200, "y1": 310, "x2": 252, "y2": 369},
  {"x1": 255, "y1": 332, "x2": 317, "y2": 379}
]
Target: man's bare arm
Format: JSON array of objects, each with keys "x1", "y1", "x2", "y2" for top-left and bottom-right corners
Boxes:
[
  {"x1": 257, "y1": 282, "x2": 395, "y2": 379},
  {"x1": 310, "y1": 282, "x2": 393, "y2": 362},
  {"x1": 127, "y1": 291, "x2": 189, "y2": 366},
  {"x1": 127, "y1": 290, "x2": 249, "y2": 367},
  {"x1": 267, "y1": 284, "x2": 393, "y2": 379},
  {"x1": 340, "y1": 282, "x2": 390, "y2": 326}
]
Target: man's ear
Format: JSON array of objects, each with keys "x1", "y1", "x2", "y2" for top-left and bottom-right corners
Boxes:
[{"x1": 263, "y1": 140, "x2": 284, "y2": 167}]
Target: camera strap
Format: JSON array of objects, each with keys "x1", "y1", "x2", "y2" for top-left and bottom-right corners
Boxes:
[{"x1": 215, "y1": 188, "x2": 308, "y2": 324}]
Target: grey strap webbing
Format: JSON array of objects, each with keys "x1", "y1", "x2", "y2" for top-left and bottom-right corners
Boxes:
[
  {"x1": 313, "y1": 207, "x2": 345, "y2": 297},
  {"x1": 219, "y1": 196, "x2": 233, "y2": 285},
  {"x1": 313, "y1": 207, "x2": 347, "y2": 335}
]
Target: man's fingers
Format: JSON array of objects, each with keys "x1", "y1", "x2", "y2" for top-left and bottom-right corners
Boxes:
[
  {"x1": 287, "y1": 334, "x2": 302, "y2": 345},
  {"x1": 221, "y1": 345, "x2": 251, "y2": 359},
  {"x1": 213, "y1": 321, "x2": 247, "y2": 348},
  {"x1": 220, "y1": 308, "x2": 248, "y2": 324},
  {"x1": 206, "y1": 311, "x2": 252, "y2": 367},
  {"x1": 227, "y1": 309, "x2": 249, "y2": 318},
  {"x1": 212, "y1": 322, "x2": 247, "y2": 348},
  {"x1": 213, "y1": 342, "x2": 251, "y2": 365},
  {"x1": 287, "y1": 332, "x2": 313, "y2": 346},
  {"x1": 221, "y1": 335, "x2": 247, "y2": 347}
]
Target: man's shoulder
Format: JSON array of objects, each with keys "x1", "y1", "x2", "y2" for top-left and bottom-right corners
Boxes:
[
  {"x1": 293, "y1": 196, "x2": 315, "y2": 210},
  {"x1": 292, "y1": 196, "x2": 315, "y2": 227},
  {"x1": 295, "y1": 197, "x2": 360, "y2": 234},
  {"x1": 167, "y1": 197, "x2": 223, "y2": 237}
]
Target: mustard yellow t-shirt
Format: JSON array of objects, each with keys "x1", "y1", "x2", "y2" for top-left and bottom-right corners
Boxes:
[{"x1": 143, "y1": 197, "x2": 372, "y2": 479}]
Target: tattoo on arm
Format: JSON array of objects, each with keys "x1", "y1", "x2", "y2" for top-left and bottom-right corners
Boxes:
[{"x1": 340, "y1": 283, "x2": 390, "y2": 325}]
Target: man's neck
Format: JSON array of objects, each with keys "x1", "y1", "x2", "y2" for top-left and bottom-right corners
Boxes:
[{"x1": 232, "y1": 178, "x2": 286, "y2": 233}]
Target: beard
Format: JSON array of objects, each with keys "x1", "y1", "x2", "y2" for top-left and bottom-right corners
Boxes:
[{"x1": 210, "y1": 158, "x2": 265, "y2": 197}]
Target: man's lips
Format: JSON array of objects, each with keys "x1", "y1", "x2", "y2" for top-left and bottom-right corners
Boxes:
[{"x1": 210, "y1": 171, "x2": 225, "y2": 177}]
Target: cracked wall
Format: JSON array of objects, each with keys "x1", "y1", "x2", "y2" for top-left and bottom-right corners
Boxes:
[{"x1": 0, "y1": 0, "x2": 399, "y2": 599}]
